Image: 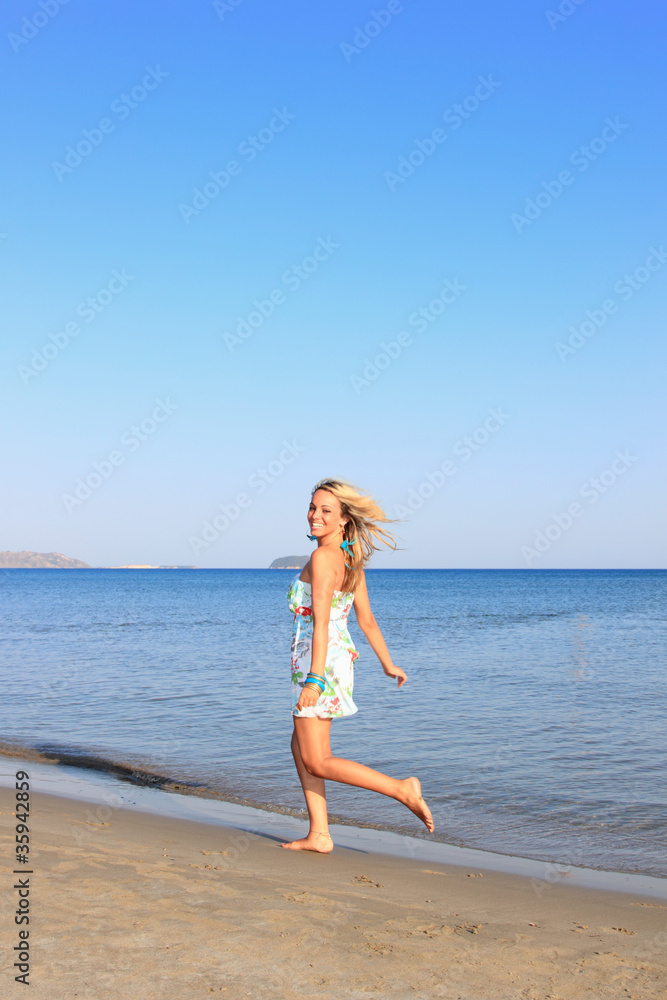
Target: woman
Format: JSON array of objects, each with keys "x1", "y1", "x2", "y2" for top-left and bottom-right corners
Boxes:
[{"x1": 281, "y1": 477, "x2": 434, "y2": 853}]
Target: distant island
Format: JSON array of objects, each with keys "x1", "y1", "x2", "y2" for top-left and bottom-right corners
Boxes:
[
  {"x1": 103, "y1": 565, "x2": 199, "y2": 569},
  {"x1": 269, "y1": 555, "x2": 309, "y2": 570},
  {"x1": 0, "y1": 551, "x2": 90, "y2": 568},
  {"x1": 0, "y1": 552, "x2": 198, "y2": 569}
]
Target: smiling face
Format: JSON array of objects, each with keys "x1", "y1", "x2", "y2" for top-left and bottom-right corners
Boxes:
[{"x1": 308, "y1": 489, "x2": 347, "y2": 541}]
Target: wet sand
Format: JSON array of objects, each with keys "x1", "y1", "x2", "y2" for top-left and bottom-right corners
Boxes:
[{"x1": 1, "y1": 785, "x2": 665, "y2": 999}]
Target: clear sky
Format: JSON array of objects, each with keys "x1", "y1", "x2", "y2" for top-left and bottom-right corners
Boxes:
[{"x1": 2, "y1": 0, "x2": 665, "y2": 568}]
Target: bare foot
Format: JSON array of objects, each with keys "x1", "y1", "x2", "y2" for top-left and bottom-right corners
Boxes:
[
  {"x1": 280, "y1": 831, "x2": 334, "y2": 853},
  {"x1": 399, "y1": 777, "x2": 435, "y2": 833}
]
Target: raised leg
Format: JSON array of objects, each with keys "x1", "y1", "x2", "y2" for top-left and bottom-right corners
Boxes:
[
  {"x1": 294, "y1": 716, "x2": 434, "y2": 833},
  {"x1": 281, "y1": 724, "x2": 333, "y2": 852}
]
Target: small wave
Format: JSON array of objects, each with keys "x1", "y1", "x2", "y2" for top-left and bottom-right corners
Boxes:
[{"x1": 0, "y1": 739, "x2": 440, "y2": 837}]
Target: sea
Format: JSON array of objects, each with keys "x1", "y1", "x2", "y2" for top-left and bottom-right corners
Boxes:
[{"x1": 1, "y1": 568, "x2": 665, "y2": 878}]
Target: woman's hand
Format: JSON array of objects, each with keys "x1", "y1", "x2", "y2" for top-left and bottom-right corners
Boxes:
[
  {"x1": 383, "y1": 663, "x2": 407, "y2": 687},
  {"x1": 296, "y1": 683, "x2": 322, "y2": 712}
]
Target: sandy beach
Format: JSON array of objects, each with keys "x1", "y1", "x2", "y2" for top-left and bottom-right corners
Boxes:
[{"x1": 1, "y1": 785, "x2": 665, "y2": 999}]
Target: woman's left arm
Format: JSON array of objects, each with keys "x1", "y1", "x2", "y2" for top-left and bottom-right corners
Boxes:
[{"x1": 352, "y1": 569, "x2": 407, "y2": 687}]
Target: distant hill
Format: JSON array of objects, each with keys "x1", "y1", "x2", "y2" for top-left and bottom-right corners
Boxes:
[
  {"x1": 269, "y1": 555, "x2": 309, "y2": 570},
  {"x1": 0, "y1": 550, "x2": 90, "y2": 568}
]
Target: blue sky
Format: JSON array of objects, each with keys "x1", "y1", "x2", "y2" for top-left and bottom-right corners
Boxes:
[{"x1": 1, "y1": 0, "x2": 665, "y2": 568}]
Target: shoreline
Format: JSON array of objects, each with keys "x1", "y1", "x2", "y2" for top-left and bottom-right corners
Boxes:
[
  {"x1": 1, "y1": 769, "x2": 666, "y2": 998},
  {"x1": 1, "y1": 750, "x2": 666, "y2": 900}
]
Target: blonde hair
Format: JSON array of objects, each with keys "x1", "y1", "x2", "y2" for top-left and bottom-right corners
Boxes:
[{"x1": 310, "y1": 477, "x2": 398, "y2": 592}]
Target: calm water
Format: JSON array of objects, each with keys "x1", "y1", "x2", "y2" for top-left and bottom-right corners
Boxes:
[{"x1": 1, "y1": 568, "x2": 665, "y2": 876}]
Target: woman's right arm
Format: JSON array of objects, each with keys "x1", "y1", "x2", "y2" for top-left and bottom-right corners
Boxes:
[
  {"x1": 295, "y1": 547, "x2": 337, "y2": 711},
  {"x1": 352, "y1": 569, "x2": 407, "y2": 687}
]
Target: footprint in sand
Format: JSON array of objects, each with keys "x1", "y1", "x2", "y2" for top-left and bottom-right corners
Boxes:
[
  {"x1": 283, "y1": 891, "x2": 339, "y2": 909},
  {"x1": 354, "y1": 874, "x2": 384, "y2": 888},
  {"x1": 413, "y1": 921, "x2": 484, "y2": 936}
]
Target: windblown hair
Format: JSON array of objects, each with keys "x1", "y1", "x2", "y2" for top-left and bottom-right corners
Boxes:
[{"x1": 310, "y1": 477, "x2": 398, "y2": 592}]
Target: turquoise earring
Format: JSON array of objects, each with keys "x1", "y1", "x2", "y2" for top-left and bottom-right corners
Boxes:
[
  {"x1": 340, "y1": 536, "x2": 357, "y2": 568},
  {"x1": 307, "y1": 534, "x2": 317, "y2": 541}
]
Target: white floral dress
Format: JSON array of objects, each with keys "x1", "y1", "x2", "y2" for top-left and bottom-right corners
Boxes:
[{"x1": 287, "y1": 574, "x2": 359, "y2": 718}]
